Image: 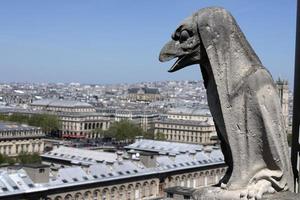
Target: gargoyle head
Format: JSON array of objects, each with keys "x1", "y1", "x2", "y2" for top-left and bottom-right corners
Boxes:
[
  {"x1": 159, "y1": 7, "x2": 262, "y2": 94},
  {"x1": 159, "y1": 16, "x2": 202, "y2": 72}
]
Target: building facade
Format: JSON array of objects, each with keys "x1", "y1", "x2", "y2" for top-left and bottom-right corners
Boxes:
[
  {"x1": 60, "y1": 113, "x2": 110, "y2": 139},
  {"x1": 154, "y1": 119, "x2": 216, "y2": 144},
  {"x1": 30, "y1": 99, "x2": 110, "y2": 138},
  {"x1": 97, "y1": 108, "x2": 159, "y2": 132},
  {"x1": 128, "y1": 87, "x2": 161, "y2": 102},
  {"x1": 0, "y1": 122, "x2": 45, "y2": 156},
  {"x1": 154, "y1": 107, "x2": 217, "y2": 144}
]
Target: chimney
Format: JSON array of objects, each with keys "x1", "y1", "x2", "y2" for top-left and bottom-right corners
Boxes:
[
  {"x1": 140, "y1": 152, "x2": 157, "y2": 168},
  {"x1": 168, "y1": 153, "x2": 176, "y2": 161},
  {"x1": 116, "y1": 151, "x2": 123, "y2": 163},
  {"x1": 23, "y1": 164, "x2": 50, "y2": 184}
]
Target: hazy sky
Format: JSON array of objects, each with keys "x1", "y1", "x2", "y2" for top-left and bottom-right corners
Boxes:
[{"x1": 0, "y1": 1, "x2": 297, "y2": 85}]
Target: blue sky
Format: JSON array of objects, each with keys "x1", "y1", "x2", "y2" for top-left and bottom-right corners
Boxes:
[{"x1": 0, "y1": 1, "x2": 297, "y2": 85}]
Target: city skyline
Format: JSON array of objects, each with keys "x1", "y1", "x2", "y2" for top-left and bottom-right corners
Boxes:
[{"x1": 0, "y1": 1, "x2": 296, "y2": 85}]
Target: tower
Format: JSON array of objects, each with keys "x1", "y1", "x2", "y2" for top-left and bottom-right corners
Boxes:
[{"x1": 276, "y1": 78, "x2": 289, "y2": 132}]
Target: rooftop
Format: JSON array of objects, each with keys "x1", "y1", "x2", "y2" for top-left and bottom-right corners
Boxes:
[
  {"x1": 0, "y1": 140, "x2": 225, "y2": 197},
  {"x1": 0, "y1": 122, "x2": 41, "y2": 132},
  {"x1": 31, "y1": 99, "x2": 93, "y2": 108},
  {"x1": 168, "y1": 106, "x2": 211, "y2": 116},
  {"x1": 126, "y1": 139, "x2": 207, "y2": 155},
  {"x1": 156, "y1": 118, "x2": 212, "y2": 127},
  {"x1": 128, "y1": 87, "x2": 160, "y2": 94},
  {"x1": 42, "y1": 146, "x2": 117, "y2": 164}
]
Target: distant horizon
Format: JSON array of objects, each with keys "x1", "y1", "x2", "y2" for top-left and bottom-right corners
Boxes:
[
  {"x1": 0, "y1": 78, "x2": 205, "y2": 85},
  {"x1": 0, "y1": 77, "x2": 293, "y2": 89},
  {"x1": 0, "y1": 1, "x2": 296, "y2": 87}
]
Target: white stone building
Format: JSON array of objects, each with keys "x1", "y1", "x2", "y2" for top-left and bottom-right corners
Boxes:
[
  {"x1": 30, "y1": 99, "x2": 110, "y2": 138},
  {"x1": 154, "y1": 106, "x2": 217, "y2": 144},
  {"x1": 0, "y1": 122, "x2": 45, "y2": 156}
]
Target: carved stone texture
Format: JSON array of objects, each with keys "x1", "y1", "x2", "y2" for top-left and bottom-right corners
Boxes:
[
  {"x1": 159, "y1": 7, "x2": 293, "y2": 199},
  {"x1": 192, "y1": 188, "x2": 299, "y2": 200}
]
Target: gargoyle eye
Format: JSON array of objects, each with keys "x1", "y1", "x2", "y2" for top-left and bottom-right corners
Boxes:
[{"x1": 179, "y1": 30, "x2": 190, "y2": 43}]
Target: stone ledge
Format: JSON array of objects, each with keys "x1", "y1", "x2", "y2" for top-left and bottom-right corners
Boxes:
[
  {"x1": 192, "y1": 187, "x2": 300, "y2": 200},
  {"x1": 163, "y1": 186, "x2": 300, "y2": 200},
  {"x1": 262, "y1": 191, "x2": 300, "y2": 200}
]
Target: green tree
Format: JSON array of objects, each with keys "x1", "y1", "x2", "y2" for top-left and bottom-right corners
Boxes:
[
  {"x1": 0, "y1": 114, "x2": 9, "y2": 121},
  {"x1": 92, "y1": 128, "x2": 110, "y2": 138},
  {"x1": 0, "y1": 113, "x2": 61, "y2": 135},
  {"x1": 8, "y1": 114, "x2": 29, "y2": 124},
  {"x1": 16, "y1": 152, "x2": 41, "y2": 164},
  {"x1": 155, "y1": 132, "x2": 166, "y2": 141},
  {"x1": 5, "y1": 156, "x2": 15, "y2": 165},
  {"x1": 28, "y1": 114, "x2": 61, "y2": 134},
  {"x1": 0, "y1": 154, "x2": 15, "y2": 165},
  {"x1": 106, "y1": 120, "x2": 144, "y2": 141},
  {"x1": 0, "y1": 154, "x2": 6, "y2": 164},
  {"x1": 143, "y1": 131, "x2": 154, "y2": 140}
]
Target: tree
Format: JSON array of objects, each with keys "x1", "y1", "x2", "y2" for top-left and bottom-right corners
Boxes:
[
  {"x1": 0, "y1": 114, "x2": 8, "y2": 121},
  {"x1": 92, "y1": 128, "x2": 108, "y2": 138},
  {"x1": 16, "y1": 152, "x2": 41, "y2": 164},
  {"x1": 0, "y1": 113, "x2": 61, "y2": 135},
  {"x1": 106, "y1": 120, "x2": 144, "y2": 141},
  {"x1": 28, "y1": 114, "x2": 61, "y2": 134},
  {"x1": 0, "y1": 154, "x2": 15, "y2": 165},
  {"x1": 8, "y1": 114, "x2": 29, "y2": 124},
  {"x1": 143, "y1": 131, "x2": 155, "y2": 140},
  {"x1": 155, "y1": 132, "x2": 166, "y2": 141}
]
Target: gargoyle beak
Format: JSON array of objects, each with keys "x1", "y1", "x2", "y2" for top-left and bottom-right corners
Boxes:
[
  {"x1": 159, "y1": 40, "x2": 178, "y2": 62},
  {"x1": 159, "y1": 40, "x2": 190, "y2": 73}
]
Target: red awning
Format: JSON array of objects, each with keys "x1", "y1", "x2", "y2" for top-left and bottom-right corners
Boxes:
[{"x1": 62, "y1": 134, "x2": 86, "y2": 139}]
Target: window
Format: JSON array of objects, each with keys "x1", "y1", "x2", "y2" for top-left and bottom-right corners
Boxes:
[
  {"x1": 167, "y1": 193, "x2": 174, "y2": 198},
  {"x1": 184, "y1": 195, "x2": 191, "y2": 199},
  {"x1": 39, "y1": 168, "x2": 45, "y2": 173},
  {"x1": 12, "y1": 186, "x2": 19, "y2": 190}
]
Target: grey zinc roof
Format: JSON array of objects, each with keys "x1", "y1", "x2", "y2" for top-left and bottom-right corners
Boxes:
[
  {"x1": 49, "y1": 148, "x2": 224, "y2": 187},
  {"x1": 0, "y1": 143, "x2": 225, "y2": 197},
  {"x1": 88, "y1": 160, "x2": 144, "y2": 180},
  {"x1": 42, "y1": 146, "x2": 117, "y2": 164},
  {"x1": 125, "y1": 139, "x2": 203, "y2": 155},
  {"x1": 128, "y1": 87, "x2": 160, "y2": 94},
  {"x1": 31, "y1": 99, "x2": 93, "y2": 108},
  {"x1": 0, "y1": 122, "x2": 41, "y2": 132},
  {"x1": 53, "y1": 167, "x2": 92, "y2": 185},
  {"x1": 156, "y1": 118, "x2": 211, "y2": 126},
  {"x1": 0, "y1": 169, "x2": 40, "y2": 195},
  {"x1": 168, "y1": 106, "x2": 211, "y2": 116}
]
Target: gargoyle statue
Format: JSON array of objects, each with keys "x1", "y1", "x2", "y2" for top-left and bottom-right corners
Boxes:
[{"x1": 159, "y1": 7, "x2": 293, "y2": 200}]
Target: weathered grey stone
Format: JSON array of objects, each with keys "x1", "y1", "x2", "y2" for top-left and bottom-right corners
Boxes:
[
  {"x1": 192, "y1": 187, "x2": 300, "y2": 200},
  {"x1": 159, "y1": 7, "x2": 294, "y2": 199}
]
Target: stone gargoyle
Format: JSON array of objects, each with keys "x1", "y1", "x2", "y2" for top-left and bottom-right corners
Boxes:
[{"x1": 159, "y1": 7, "x2": 293, "y2": 200}]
